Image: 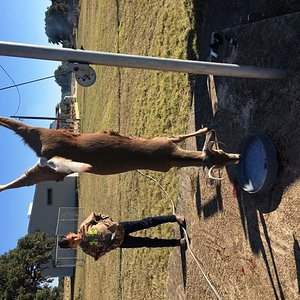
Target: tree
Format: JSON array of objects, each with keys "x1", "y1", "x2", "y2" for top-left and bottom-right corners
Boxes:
[
  {"x1": 54, "y1": 62, "x2": 72, "y2": 94},
  {"x1": 0, "y1": 232, "x2": 60, "y2": 300},
  {"x1": 35, "y1": 286, "x2": 60, "y2": 300},
  {"x1": 45, "y1": 1, "x2": 73, "y2": 46}
]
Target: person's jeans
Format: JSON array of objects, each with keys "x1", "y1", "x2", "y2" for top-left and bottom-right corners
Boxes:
[{"x1": 119, "y1": 215, "x2": 180, "y2": 248}]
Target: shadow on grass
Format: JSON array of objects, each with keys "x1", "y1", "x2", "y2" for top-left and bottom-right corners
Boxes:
[
  {"x1": 293, "y1": 236, "x2": 300, "y2": 293},
  {"x1": 202, "y1": 182, "x2": 223, "y2": 218},
  {"x1": 195, "y1": 176, "x2": 202, "y2": 217},
  {"x1": 179, "y1": 226, "x2": 188, "y2": 289}
]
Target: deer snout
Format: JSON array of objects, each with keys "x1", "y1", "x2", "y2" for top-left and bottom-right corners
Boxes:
[{"x1": 226, "y1": 153, "x2": 241, "y2": 164}]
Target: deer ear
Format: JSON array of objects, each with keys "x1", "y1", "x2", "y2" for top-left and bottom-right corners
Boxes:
[{"x1": 45, "y1": 156, "x2": 92, "y2": 174}]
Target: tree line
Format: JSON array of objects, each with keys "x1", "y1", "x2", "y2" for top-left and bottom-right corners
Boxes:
[
  {"x1": 45, "y1": 0, "x2": 80, "y2": 94},
  {"x1": 45, "y1": 0, "x2": 79, "y2": 47},
  {"x1": 0, "y1": 232, "x2": 61, "y2": 299},
  {"x1": 0, "y1": 2, "x2": 80, "y2": 298}
]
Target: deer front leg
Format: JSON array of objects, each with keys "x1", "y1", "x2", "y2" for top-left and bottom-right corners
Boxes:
[
  {"x1": 170, "y1": 127, "x2": 209, "y2": 143},
  {"x1": 0, "y1": 163, "x2": 68, "y2": 193}
]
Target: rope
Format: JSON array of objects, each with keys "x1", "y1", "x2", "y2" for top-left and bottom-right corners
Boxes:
[
  {"x1": 136, "y1": 170, "x2": 222, "y2": 300},
  {"x1": 181, "y1": 227, "x2": 222, "y2": 300}
]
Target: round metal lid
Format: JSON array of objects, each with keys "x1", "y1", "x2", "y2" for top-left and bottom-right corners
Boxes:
[{"x1": 237, "y1": 133, "x2": 278, "y2": 194}]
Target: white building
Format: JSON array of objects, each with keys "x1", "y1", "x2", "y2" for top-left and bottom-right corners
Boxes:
[{"x1": 28, "y1": 174, "x2": 79, "y2": 277}]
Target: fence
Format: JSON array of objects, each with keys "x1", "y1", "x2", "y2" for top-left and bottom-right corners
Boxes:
[{"x1": 54, "y1": 207, "x2": 86, "y2": 268}]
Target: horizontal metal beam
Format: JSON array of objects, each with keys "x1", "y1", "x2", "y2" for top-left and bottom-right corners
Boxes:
[
  {"x1": 0, "y1": 41, "x2": 287, "y2": 79},
  {"x1": 11, "y1": 115, "x2": 80, "y2": 121}
]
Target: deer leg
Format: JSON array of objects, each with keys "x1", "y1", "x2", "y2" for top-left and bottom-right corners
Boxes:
[
  {"x1": 0, "y1": 116, "x2": 31, "y2": 134},
  {"x1": 0, "y1": 162, "x2": 68, "y2": 193},
  {"x1": 170, "y1": 127, "x2": 209, "y2": 143},
  {"x1": 0, "y1": 116, "x2": 47, "y2": 155}
]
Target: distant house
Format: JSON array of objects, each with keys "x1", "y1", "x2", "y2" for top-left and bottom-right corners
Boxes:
[
  {"x1": 28, "y1": 174, "x2": 79, "y2": 277},
  {"x1": 50, "y1": 95, "x2": 79, "y2": 132}
]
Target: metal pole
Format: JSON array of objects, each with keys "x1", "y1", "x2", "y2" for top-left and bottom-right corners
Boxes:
[
  {"x1": 0, "y1": 41, "x2": 286, "y2": 79},
  {"x1": 11, "y1": 115, "x2": 80, "y2": 122}
]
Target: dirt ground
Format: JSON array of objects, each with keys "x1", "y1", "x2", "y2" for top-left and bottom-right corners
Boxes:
[{"x1": 167, "y1": 3, "x2": 300, "y2": 300}]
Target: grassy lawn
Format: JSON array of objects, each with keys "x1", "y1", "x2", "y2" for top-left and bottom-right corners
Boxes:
[{"x1": 74, "y1": 1, "x2": 201, "y2": 299}]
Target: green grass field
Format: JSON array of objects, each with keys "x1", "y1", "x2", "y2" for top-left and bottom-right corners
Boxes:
[{"x1": 74, "y1": 1, "x2": 201, "y2": 299}]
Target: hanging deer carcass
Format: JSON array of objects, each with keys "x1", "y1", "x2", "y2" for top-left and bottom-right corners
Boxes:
[{"x1": 0, "y1": 117, "x2": 240, "y2": 192}]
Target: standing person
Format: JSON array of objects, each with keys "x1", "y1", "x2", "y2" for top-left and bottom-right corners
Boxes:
[{"x1": 58, "y1": 212, "x2": 186, "y2": 261}]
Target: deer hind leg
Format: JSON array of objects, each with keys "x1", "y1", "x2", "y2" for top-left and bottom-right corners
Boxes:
[
  {"x1": 0, "y1": 116, "x2": 46, "y2": 155},
  {"x1": 0, "y1": 117, "x2": 34, "y2": 146},
  {"x1": 0, "y1": 116, "x2": 31, "y2": 133},
  {"x1": 169, "y1": 127, "x2": 209, "y2": 143}
]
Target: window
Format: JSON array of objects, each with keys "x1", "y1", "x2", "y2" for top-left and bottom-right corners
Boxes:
[{"x1": 47, "y1": 188, "x2": 53, "y2": 205}]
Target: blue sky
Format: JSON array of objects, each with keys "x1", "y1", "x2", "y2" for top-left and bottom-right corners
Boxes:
[{"x1": 0, "y1": 0, "x2": 61, "y2": 258}]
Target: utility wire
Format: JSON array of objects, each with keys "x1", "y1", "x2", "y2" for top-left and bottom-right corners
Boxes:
[
  {"x1": 0, "y1": 64, "x2": 21, "y2": 116},
  {"x1": 0, "y1": 71, "x2": 71, "y2": 92},
  {"x1": 0, "y1": 69, "x2": 71, "y2": 115}
]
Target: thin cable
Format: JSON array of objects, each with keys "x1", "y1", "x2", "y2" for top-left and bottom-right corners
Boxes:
[
  {"x1": 136, "y1": 170, "x2": 176, "y2": 213},
  {"x1": 181, "y1": 227, "x2": 222, "y2": 300},
  {"x1": 0, "y1": 69, "x2": 71, "y2": 115},
  {"x1": 1, "y1": 74, "x2": 57, "y2": 91},
  {"x1": 137, "y1": 169, "x2": 222, "y2": 300},
  {"x1": 0, "y1": 64, "x2": 21, "y2": 115}
]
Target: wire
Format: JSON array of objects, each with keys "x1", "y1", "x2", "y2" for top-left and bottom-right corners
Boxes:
[
  {"x1": 0, "y1": 68, "x2": 71, "y2": 115},
  {"x1": 181, "y1": 227, "x2": 222, "y2": 300},
  {"x1": 0, "y1": 70, "x2": 72, "y2": 92},
  {"x1": 136, "y1": 169, "x2": 222, "y2": 300},
  {"x1": 136, "y1": 170, "x2": 176, "y2": 211},
  {"x1": 0, "y1": 64, "x2": 21, "y2": 116}
]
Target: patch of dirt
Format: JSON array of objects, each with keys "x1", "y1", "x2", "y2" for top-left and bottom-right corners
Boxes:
[{"x1": 167, "y1": 6, "x2": 300, "y2": 300}]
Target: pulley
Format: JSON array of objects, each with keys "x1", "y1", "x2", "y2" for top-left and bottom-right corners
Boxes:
[{"x1": 68, "y1": 62, "x2": 97, "y2": 87}]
